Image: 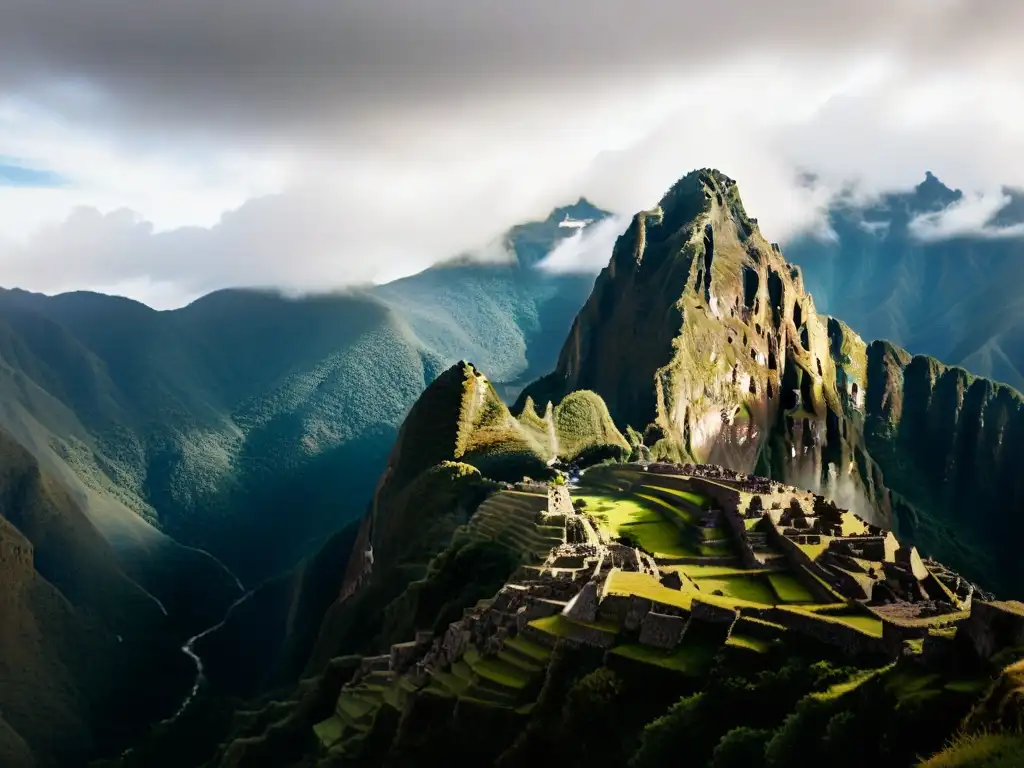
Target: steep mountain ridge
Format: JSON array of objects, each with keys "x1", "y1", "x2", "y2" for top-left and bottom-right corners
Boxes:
[
  {"x1": 857, "y1": 339, "x2": 1024, "y2": 593},
  {"x1": 518, "y1": 169, "x2": 891, "y2": 525}
]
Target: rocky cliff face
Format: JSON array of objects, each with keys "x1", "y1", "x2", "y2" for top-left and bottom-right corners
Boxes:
[
  {"x1": 857, "y1": 340, "x2": 1024, "y2": 594},
  {"x1": 518, "y1": 169, "x2": 891, "y2": 525}
]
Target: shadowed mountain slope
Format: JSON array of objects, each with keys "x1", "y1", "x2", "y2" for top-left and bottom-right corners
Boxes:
[{"x1": 0, "y1": 431, "x2": 202, "y2": 768}]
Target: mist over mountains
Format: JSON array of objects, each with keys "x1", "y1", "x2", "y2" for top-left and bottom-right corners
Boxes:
[{"x1": 789, "y1": 172, "x2": 1024, "y2": 391}]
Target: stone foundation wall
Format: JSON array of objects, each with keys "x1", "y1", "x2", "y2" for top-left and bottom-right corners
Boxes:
[
  {"x1": 639, "y1": 612, "x2": 687, "y2": 649},
  {"x1": 514, "y1": 597, "x2": 565, "y2": 632},
  {"x1": 773, "y1": 609, "x2": 892, "y2": 658},
  {"x1": 564, "y1": 582, "x2": 600, "y2": 623},
  {"x1": 690, "y1": 599, "x2": 740, "y2": 628},
  {"x1": 881, "y1": 620, "x2": 926, "y2": 658},
  {"x1": 963, "y1": 601, "x2": 1024, "y2": 659},
  {"x1": 722, "y1": 505, "x2": 761, "y2": 568},
  {"x1": 685, "y1": 477, "x2": 743, "y2": 516},
  {"x1": 597, "y1": 593, "x2": 633, "y2": 625},
  {"x1": 764, "y1": 525, "x2": 845, "y2": 602},
  {"x1": 733, "y1": 616, "x2": 784, "y2": 642}
]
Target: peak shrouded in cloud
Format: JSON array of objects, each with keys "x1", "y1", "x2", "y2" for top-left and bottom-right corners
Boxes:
[{"x1": 1, "y1": 0, "x2": 1023, "y2": 306}]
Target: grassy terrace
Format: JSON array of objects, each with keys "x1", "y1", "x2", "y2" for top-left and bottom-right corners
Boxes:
[
  {"x1": 575, "y1": 492, "x2": 700, "y2": 558},
  {"x1": 529, "y1": 613, "x2": 620, "y2": 638},
  {"x1": 605, "y1": 569, "x2": 695, "y2": 610},
  {"x1": 610, "y1": 638, "x2": 718, "y2": 675},
  {"x1": 666, "y1": 564, "x2": 769, "y2": 578},
  {"x1": 636, "y1": 479, "x2": 711, "y2": 506},
  {"x1": 463, "y1": 647, "x2": 532, "y2": 689},
  {"x1": 692, "y1": 574, "x2": 776, "y2": 604},
  {"x1": 780, "y1": 605, "x2": 885, "y2": 637},
  {"x1": 767, "y1": 572, "x2": 818, "y2": 603},
  {"x1": 604, "y1": 569, "x2": 769, "y2": 612},
  {"x1": 725, "y1": 633, "x2": 773, "y2": 654},
  {"x1": 577, "y1": 477, "x2": 733, "y2": 558}
]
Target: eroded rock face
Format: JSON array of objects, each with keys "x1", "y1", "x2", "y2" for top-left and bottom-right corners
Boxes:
[
  {"x1": 518, "y1": 169, "x2": 891, "y2": 526},
  {"x1": 857, "y1": 340, "x2": 1024, "y2": 594}
]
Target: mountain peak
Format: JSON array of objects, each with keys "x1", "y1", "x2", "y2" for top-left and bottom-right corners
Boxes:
[
  {"x1": 506, "y1": 198, "x2": 612, "y2": 268},
  {"x1": 913, "y1": 171, "x2": 963, "y2": 211},
  {"x1": 652, "y1": 168, "x2": 756, "y2": 245},
  {"x1": 548, "y1": 197, "x2": 607, "y2": 223}
]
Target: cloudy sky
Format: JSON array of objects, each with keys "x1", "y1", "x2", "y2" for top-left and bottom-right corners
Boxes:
[{"x1": 1, "y1": 0, "x2": 1022, "y2": 308}]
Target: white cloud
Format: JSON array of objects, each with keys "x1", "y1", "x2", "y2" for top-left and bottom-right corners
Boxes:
[
  {"x1": 537, "y1": 216, "x2": 630, "y2": 274},
  {"x1": 0, "y1": 1, "x2": 1023, "y2": 307},
  {"x1": 909, "y1": 192, "x2": 1024, "y2": 242}
]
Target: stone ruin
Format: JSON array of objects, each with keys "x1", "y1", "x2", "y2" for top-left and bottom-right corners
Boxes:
[{"x1": 329, "y1": 458, "x2": 1007, "y2": 739}]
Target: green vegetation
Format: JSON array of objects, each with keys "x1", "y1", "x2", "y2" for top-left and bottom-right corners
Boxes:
[
  {"x1": 923, "y1": 733, "x2": 1024, "y2": 767},
  {"x1": 455, "y1": 371, "x2": 551, "y2": 482},
  {"x1": 610, "y1": 641, "x2": 717, "y2": 675},
  {"x1": 378, "y1": 537, "x2": 523, "y2": 646},
  {"x1": 575, "y1": 492, "x2": 697, "y2": 558},
  {"x1": 692, "y1": 575, "x2": 777, "y2": 605},
  {"x1": 767, "y1": 573, "x2": 817, "y2": 603},
  {"x1": 781, "y1": 606, "x2": 884, "y2": 637},
  {"x1": 551, "y1": 390, "x2": 631, "y2": 463},
  {"x1": 632, "y1": 658, "x2": 859, "y2": 768}
]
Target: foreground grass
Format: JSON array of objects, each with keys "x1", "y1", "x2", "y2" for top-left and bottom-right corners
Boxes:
[{"x1": 922, "y1": 733, "x2": 1024, "y2": 767}]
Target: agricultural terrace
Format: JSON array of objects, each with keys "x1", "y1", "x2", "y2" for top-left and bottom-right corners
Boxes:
[
  {"x1": 572, "y1": 468, "x2": 899, "y2": 641},
  {"x1": 575, "y1": 472, "x2": 733, "y2": 560}
]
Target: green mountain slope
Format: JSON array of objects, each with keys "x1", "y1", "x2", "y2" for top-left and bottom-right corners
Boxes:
[
  {"x1": 786, "y1": 173, "x2": 1024, "y2": 391},
  {"x1": 192, "y1": 361, "x2": 575, "y2": 702},
  {"x1": 856, "y1": 339, "x2": 1024, "y2": 594},
  {"x1": 0, "y1": 200, "x2": 606, "y2": 587},
  {"x1": 0, "y1": 431, "x2": 205, "y2": 768}
]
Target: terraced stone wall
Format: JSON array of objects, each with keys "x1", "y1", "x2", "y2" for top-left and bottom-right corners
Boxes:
[
  {"x1": 639, "y1": 612, "x2": 687, "y2": 649},
  {"x1": 772, "y1": 609, "x2": 891, "y2": 658},
  {"x1": 963, "y1": 601, "x2": 1024, "y2": 660}
]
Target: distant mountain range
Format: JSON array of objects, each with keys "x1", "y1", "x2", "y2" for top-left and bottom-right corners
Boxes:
[
  {"x1": 787, "y1": 172, "x2": 1024, "y2": 391},
  {"x1": 0, "y1": 197, "x2": 608, "y2": 590}
]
